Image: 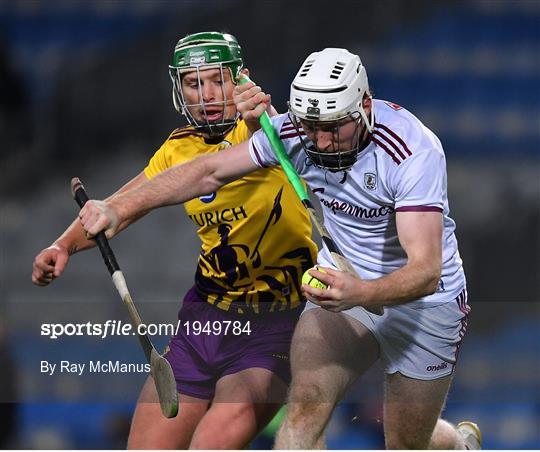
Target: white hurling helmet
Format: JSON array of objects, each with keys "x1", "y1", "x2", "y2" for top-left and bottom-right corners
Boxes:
[{"x1": 288, "y1": 48, "x2": 374, "y2": 171}]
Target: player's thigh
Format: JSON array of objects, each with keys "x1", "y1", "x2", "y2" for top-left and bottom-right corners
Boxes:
[
  {"x1": 383, "y1": 372, "x2": 453, "y2": 449},
  {"x1": 289, "y1": 306, "x2": 380, "y2": 403},
  {"x1": 189, "y1": 368, "x2": 286, "y2": 449},
  {"x1": 127, "y1": 375, "x2": 210, "y2": 450}
]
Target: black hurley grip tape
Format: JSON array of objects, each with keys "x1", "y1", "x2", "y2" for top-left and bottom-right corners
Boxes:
[
  {"x1": 302, "y1": 198, "x2": 316, "y2": 210},
  {"x1": 302, "y1": 198, "x2": 342, "y2": 255},
  {"x1": 73, "y1": 182, "x2": 121, "y2": 275},
  {"x1": 321, "y1": 236, "x2": 341, "y2": 255}
]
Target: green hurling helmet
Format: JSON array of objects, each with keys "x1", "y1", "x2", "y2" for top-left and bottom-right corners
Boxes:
[{"x1": 169, "y1": 31, "x2": 244, "y2": 136}]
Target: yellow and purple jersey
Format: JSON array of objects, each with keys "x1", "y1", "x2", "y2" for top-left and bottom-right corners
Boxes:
[{"x1": 144, "y1": 120, "x2": 317, "y2": 315}]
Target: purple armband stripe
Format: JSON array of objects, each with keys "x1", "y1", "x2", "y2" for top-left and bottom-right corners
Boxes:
[{"x1": 395, "y1": 206, "x2": 443, "y2": 212}]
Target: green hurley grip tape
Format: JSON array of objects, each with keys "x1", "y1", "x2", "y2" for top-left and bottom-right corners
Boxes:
[{"x1": 237, "y1": 74, "x2": 310, "y2": 202}]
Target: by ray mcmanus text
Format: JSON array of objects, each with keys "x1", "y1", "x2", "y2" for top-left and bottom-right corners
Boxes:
[{"x1": 41, "y1": 360, "x2": 151, "y2": 376}]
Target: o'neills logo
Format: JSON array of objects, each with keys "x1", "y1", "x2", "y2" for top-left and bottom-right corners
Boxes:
[
  {"x1": 426, "y1": 362, "x2": 448, "y2": 372},
  {"x1": 312, "y1": 187, "x2": 394, "y2": 219}
]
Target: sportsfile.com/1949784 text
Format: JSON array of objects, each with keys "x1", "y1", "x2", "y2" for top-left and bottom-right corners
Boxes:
[{"x1": 40, "y1": 319, "x2": 252, "y2": 339}]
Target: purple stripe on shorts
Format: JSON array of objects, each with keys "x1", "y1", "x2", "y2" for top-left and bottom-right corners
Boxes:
[
  {"x1": 395, "y1": 206, "x2": 443, "y2": 212},
  {"x1": 453, "y1": 288, "x2": 470, "y2": 368}
]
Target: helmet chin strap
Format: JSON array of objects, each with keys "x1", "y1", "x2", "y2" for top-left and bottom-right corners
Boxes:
[{"x1": 358, "y1": 96, "x2": 374, "y2": 133}]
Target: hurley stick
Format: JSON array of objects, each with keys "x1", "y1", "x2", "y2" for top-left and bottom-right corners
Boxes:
[{"x1": 71, "y1": 177, "x2": 179, "y2": 417}]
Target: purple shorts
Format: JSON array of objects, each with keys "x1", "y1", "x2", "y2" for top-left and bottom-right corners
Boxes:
[{"x1": 164, "y1": 287, "x2": 302, "y2": 400}]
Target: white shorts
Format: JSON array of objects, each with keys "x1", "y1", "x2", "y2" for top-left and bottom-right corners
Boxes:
[{"x1": 303, "y1": 288, "x2": 470, "y2": 380}]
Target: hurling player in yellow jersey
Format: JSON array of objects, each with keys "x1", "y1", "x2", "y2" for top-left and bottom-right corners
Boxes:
[{"x1": 32, "y1": 32, "x2": 316, "y2": 449}]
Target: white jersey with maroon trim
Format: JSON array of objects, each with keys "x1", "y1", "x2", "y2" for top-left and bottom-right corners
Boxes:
[{"x1": 248, "y1": 99, "x2": 465, "y2": 305}]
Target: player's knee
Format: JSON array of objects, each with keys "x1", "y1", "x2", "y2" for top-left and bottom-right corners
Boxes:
[
  {"x1": 286, "y1": 382, "x2": 333, "y2": 427},
  {"x1": 289, "y1": 380, "x2": 326, "y2": 404}
]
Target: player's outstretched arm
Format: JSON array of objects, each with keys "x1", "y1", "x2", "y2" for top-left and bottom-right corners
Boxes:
[
  {"x1": 79, "y1": 142, "x2": 258, "y2": 239},
  {"x1": 32, "y1": 172, "x2": 149, "y2": 286}
]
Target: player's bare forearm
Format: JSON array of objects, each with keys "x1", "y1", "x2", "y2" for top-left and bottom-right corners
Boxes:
[
  {"x1": 306, "y1": 258, "x2": 440, "y2": 312},
  {"x1": 106, "y1": 144, "x2": 256, "y2": 228},
  {"x1": 304, "y1": 211, "x2": 442, "y2": 311},
  {"x1": 353, "y1": 259, "x2": 441, "y2": 308},
  {"x1": 80, "y1": 144, "x2": 257, "y2": 239},
  {"x1": 303, "y1": 257, "x2": 440, "y2": 312},
  {"x1": 109, "y1": 155, "x2": 220, "y2": 224},
  {"x1": 357, "y1": 210, "x2": 443, "y2": 307},
  {"x1": 54, "y1": 217, "x2": 98, "y2": 255}
]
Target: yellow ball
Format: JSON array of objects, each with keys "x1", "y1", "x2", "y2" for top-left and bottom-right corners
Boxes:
[{"x1": 302, "y1": 266, "x2": 327, "y2": 289}]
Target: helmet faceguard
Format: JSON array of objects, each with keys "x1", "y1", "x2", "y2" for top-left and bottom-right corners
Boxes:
[
  {"x1": 289, "y1": 112, "x2": 366, "y2": 172},
  {"x1": 169, "y1": 31, "x2": 244, "y2": 137},
  {"x1": 288, "y1": 48, "x2": 373, "y2": 171}
]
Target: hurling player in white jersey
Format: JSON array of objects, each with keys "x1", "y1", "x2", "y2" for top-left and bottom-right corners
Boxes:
[{"x1": 77, "y1": 48, "x2": 481, "y2": 449}]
